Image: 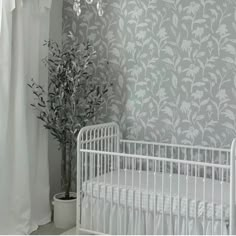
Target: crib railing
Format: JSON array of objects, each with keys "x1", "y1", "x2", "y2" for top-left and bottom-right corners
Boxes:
[
  {"x1": 77, "y1": 122, "x2": 236, "y2": 235},
  {"x1": 120, "y1": 140, "x2": 231, "y2": 181}
]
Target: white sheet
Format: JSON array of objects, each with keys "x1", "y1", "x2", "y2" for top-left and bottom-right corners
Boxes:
[
  {"x1": 82, "y1": 170, "x2": 229, "y2": 220},
  {"x1": 81, "y1": 196, "x2": 229, "y2": 235}
]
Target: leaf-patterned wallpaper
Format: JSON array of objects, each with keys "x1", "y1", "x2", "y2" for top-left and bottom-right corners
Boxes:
[{"x1": 63, "y1": 0, "x2": 236, "y2": 148}]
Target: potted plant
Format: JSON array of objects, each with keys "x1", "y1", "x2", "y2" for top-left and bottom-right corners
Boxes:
[{"x1": 28, "y1": 33, "x2": 110, "y2": 229}]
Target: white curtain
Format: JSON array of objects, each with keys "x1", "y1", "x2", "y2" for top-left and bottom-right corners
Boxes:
[{"x1": 0, "y1": 0, "x2": 52, "y2": 234}]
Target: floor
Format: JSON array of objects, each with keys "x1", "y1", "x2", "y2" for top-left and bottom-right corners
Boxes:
[
  {"x1": 31, "y1": 223, "x2": 74, "y2": 235},
  {"x1": 31, "y1": 223, "x2": 89, "y2": 235},
  {"x1": 61, "y1": 227, "x2": 77, "y2": 235},
  {"x1": 61, "y1": 227, "x2": 91, "y2": 235}
]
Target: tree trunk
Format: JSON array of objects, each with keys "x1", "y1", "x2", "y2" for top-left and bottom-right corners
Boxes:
[
  {"x1": 65, "y1": 136, "x2": 72, "y2": 199},
  {"x1": 61, "y1": 143, "x2": 67, "y2": 193}
]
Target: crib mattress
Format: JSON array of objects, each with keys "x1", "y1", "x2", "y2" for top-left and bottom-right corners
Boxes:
[{"x1": 82, "y1": 170, "x2": 230, "y2": 220}]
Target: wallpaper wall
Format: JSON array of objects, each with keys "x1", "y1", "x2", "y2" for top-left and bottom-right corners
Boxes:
[{"x1": 63, "y1": 0, "x2": 236, "y2": 148}]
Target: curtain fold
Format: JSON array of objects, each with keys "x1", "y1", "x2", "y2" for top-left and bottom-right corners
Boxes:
[{"x1": 0, "y1": 0, "x2": 52, "y2": 234}]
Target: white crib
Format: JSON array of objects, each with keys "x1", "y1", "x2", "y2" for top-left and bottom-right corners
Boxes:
[{"x1": 76, "y1": 122, "x2": 236, "y2": 235}]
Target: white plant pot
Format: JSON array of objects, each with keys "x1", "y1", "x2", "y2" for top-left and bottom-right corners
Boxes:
[{"x1": 53, "y1": 192, "x2": 77, "y2": 229}]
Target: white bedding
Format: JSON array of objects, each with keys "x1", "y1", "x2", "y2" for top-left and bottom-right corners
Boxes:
[{"x1": 82, "y1": 170, "x2": 229, "y2": 220}]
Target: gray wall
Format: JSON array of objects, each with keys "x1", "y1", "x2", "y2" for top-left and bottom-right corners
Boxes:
[
  {"x1": 48, "y1": 0, "x2": 63, "y2": 199},
  {"x1": 63, "y1": 0, "x2": 236, "y2": 148}
]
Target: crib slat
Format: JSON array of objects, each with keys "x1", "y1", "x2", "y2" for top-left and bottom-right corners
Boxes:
[
  {"x1": 124, "y1": 143, "x2": 127, "y2": 234},
  {"x1": 118, "y1": 152, "x2": 121, "y2": 234},
  {"x1": 132, "y1": 156, "x2": 135, "y2": 235},
  {"x1": 134, "y1": 143, "x2": 137, "y2": 170},
  {"x1": 125, "y1": 167, "x2": 128, "y2": 234},
  {"x1": 128, "y1": 143, "x2": 131, "y2": 168},
  {"x1": 139, "y1": 157, "x2": 142, "y2": 234},
  {"x1": 127, "y1": 143, "x2": 131, "y2": 234},
  {"x1": 152, "y1": 145, "x2": 155, "y2": 172},
  {"x1": 147, "y1": 146, "x2": 150, "y2": 230},
  {"x1": 85, "y1": 131, "x2": 89, "y2": 196},
  {"x1": 84, "y1": 150, "x2": 87, "y2": 197},
  {"x1": 96, "y1": 131, "x2": 100, "y2": 232},
  {"x1": 203, "y1": 161, "x2": 206, "y2": 234},
  {"x1": 169, "y1": 147, "x2": 173, "y2": 233},
  {"x1": 81, "y1": 143, "x2": 84, "y2": 195},
  {"x1": 195, "y1": 152, "x2": 198, "y2": 232},
  {"x1": 103, "y1": 128, "x2": 106, "y2": 233},
  {"x1": 165, "y1": 146, "x2": 167, "y2": 172},
  {"x1": 109, "y1": 127, "x2": 114, "y2": 219},
  {"x1": 191, "y1": 148, "x2": 193, "y2": 176},
  {"x1": 90, "y1": 129, "x2": 95, "y2": 230},
  {"x1": 197, "y1": 148, "x2": 200, "y2": 171},
  {"x1": 178, "y1": 147, "x2": 181, "y2": 234},
  {"x1": 162, "y1": 159, "x2": 165, "y2": 234},
  {"x1": 146, "y1": 157, "x2": 149, "y2": 226},
  {"x1": 81, "y1": 138, "x2": 84, "y2": 185},
  {"x1": 126, "y1": 143, "x2": 132, "y2": 169},
  {"x1": 185, "y1": 150, "x2": 189, "y2": 234},
  {"x1": 184, "y1": 148, "x2": 187, "y2": 175},
  {"x1": 227, "y1": 152, "x2": 229, "y2": 181},
  {"x1": 221, "y1": 166, "x2": 224, "y2": 235},
  {"x1": 154, "y1": 160, "x2": 157, "y2": 234},
  {"x1": 212, "y1": 166, "x2": 215, "y2": 235}
]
